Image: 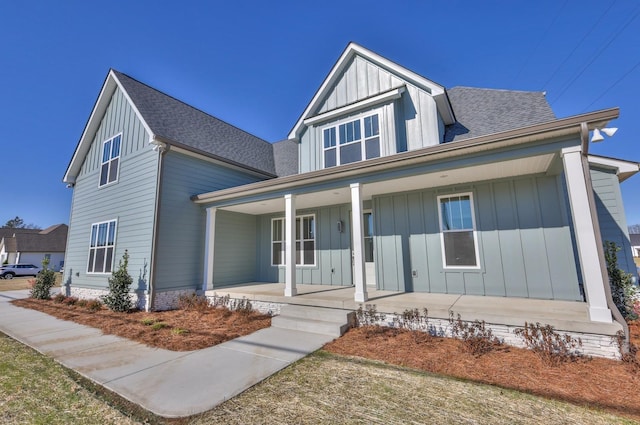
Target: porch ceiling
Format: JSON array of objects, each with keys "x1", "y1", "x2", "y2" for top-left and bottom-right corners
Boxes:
[{"x1": 220, "y1": 153, "x2": 556, "y2": 215}]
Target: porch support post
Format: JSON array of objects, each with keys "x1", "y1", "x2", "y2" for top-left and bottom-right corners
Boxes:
[
  {"x1": 203, "y1": 207, "x2": 217, "y2": 292},
  {"x1": 350, "y1": 183, "x2": 368, "y2": 302},
  {"x1": 284, "y1": 194, "x2": 297, "y2": 297},
  {"x1": 561, "y1": 146, "x2": 611, "y2": 323}
]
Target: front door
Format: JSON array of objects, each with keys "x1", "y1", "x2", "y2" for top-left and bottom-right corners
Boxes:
[{"x1": 363, "y1": 211, "x2": 376, "y2": 286}]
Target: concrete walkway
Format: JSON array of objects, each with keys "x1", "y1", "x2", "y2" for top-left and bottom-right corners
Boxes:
[{"x1": 0, "y1": 290, "x2": 335, "y2": 418}]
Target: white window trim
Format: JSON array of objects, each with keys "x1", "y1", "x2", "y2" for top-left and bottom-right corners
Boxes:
[
  {"x1": 321, "y1": 108, "x2": 383, "y2": 169},
  {"x1": 271, "y1": 214, "x2": 316, "y2": 267},
  {"x1": 98, "y1": 132, "x2": 122, "y2": 188},
  {"x1": 87, "y1": 219, "x2": 118, "y2": 274},
  {"x1": 437, "y1": 192, "x2": 480, "y2": 270}
]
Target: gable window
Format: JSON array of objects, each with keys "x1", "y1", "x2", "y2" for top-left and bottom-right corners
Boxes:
[
  {"x1": 438, "y1": 194, "x2": 479, "y2": 268},
  {"x1": 323, "y1": 113, "x2": 379, "y2": 168},
  {"x1": 100, "y1": 134, "x2": 121, "y2": 187},
  {"x1": 87, "y1": 220, "x2": 117, "y2": 273},
  {"x1": 271, "y1": 214, "x2": 316, "y2": 266}
]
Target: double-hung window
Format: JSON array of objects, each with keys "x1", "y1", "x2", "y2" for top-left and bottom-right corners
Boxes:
[
  {"x1": 323, "y1": 113, "x2": 380, "y2": 167},
  {"x1": 438, "y1": 194, "x2": 479, "y2": 268},
  {"x1": 100, "y1": 134, "x2": 121, "y2": 186},
  {"x1": 271, "y1": 215, "x2": 316, "y2": 266},
  {"x1": 87, "y1": 220, "x2": 117, "y2": 273}
]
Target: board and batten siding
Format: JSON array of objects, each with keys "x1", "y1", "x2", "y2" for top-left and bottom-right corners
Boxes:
[
  {"x1": 590, "y1": 166, "x2": 637, "y2": 277},
  {"x1": 372, "y1": 175, "x2": 582, "y2": 301},
  {"x1": 65, "y1": 87, "x2": 157, "y2": 291},
  {"x1": 298, "y1": 55, "x2": 441, "y2": 173},
  {"x1": 255, "y1": 205, "x2": 352, "y2": 286},
  {"x1": 212, "y1": 210, "x2": 257, "y2": 285},
  {"x1": 153, "y1": 151, "x2": 264, "y2": 292}
]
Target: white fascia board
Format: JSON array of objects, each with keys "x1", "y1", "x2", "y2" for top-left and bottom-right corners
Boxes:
[
  {"x1": 303, "y1": 86, "x2": 405, "y2": 126},
  {"x1": 588, "y1": 154, "x2": 640, "y2": 182},
  {"x1": 63, "y1": 70, "x2": 155, "y2": 184},
  {"x1": 288, "y1": 42, "x2": 452, "y2": 140}
]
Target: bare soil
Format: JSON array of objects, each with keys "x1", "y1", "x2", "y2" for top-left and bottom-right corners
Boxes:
[{"x1": 10, "y1": 296, "x2": 640, "y2": 422}]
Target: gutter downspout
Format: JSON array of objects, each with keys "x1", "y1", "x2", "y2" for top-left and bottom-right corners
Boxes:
[
  {"x1": 147, "y1": 138, "x2": 168, "y2": 311},
  {"x1": 580, "y1": 123, "x2": 630, "y2": 354}
]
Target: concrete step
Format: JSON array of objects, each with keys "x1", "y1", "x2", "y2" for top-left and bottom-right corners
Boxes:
[{"x1": 271, "y1": 305, "x2": 354, "y2": 337}]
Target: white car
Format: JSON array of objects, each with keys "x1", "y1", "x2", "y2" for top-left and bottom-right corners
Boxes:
[{"x1": 0, "y1": 264, "x2": 41, "y2": 279}]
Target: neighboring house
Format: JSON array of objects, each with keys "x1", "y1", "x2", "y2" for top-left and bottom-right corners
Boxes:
[
  {"x1": 0, "y1": 224, "x2": 68, "y2": 271},
  {"x1": 63, "y1": 43, "x2": 638, "y2": 333},
  {"x1": 631, "y1": 234, "x2": 640, "y2": 257}
]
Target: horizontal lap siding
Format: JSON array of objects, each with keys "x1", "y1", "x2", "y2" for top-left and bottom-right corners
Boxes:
[
  {"x1": 373, "y1": 175, "x2": 582, "y2": 300},
  {"x1": 65, "y1": 87, "x2": 156, "y2": 291},
  {"x1": 591, "y1": 167, "x2": 636, "y2": 276},
  {"x1": 153, "y1": 152, "x2": 263, "y2": 292}
]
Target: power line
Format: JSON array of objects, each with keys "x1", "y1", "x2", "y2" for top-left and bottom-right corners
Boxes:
[
  {"x1": 541, "y1": 1, "x2": 617, "y2": 90},
  {"x1": 581, "y1": 58, "x2": 640, "y2": 112},
  {"x1": 550, "y1": 6, "x2": 640, "y2": 105},
  {"x1": 511, "y1": 1, "x2": 568, "y2": 86}
]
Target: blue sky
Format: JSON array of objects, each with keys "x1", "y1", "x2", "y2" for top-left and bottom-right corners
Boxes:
[{"x1": 1, "y1": 0, "x2": 639, "y2": 228}]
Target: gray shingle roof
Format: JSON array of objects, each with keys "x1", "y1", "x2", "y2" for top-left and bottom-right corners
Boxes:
[
  {"x1": 272, "y1": 139, "x2": 299, "y2": 177},
  {"x1": 444, "y1": 87, "x2": 556, "y2": 143},
  {"x1": 0, "y1": 224, "x2": 67, "y2": 253},
  {"x1": 112, "y1": 70, "x2": 277, "y2": 176},
  {"x1": 630, "y1": 234, "x2": 640, "y2": 246}
]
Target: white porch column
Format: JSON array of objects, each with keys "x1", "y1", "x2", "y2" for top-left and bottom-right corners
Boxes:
[
  {"x1": 284, "y1": 194, "x2": 297, "y2": 297},
  {"x1": 351, "y1": 183, "x2": 368, "y2": 302},
  {"x1": 561, "y1": 147, "x2": 611, "y2": 323},
  {"x1": 203, "y1": 207, "x2": 217, "y2": 292}
]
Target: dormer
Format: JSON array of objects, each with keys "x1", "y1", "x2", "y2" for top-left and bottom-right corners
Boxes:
[{"x1": 290, "y1": 43, "x2": 455, "y2": 173}]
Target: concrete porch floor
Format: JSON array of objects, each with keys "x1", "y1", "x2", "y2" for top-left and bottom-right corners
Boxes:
[{"x1": 207, "y1": 283, "x2": 623, "y2": 336}]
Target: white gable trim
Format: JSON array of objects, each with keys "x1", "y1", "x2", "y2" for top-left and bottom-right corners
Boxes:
[
  {"x1": 63, "y1": 70, "x2": 154, "y2": 184},
  {"x1": 288, "y1": 43, "x2": 455, "y2": 140},
  {"x1": 303, "y1": 86, "x2": 405, "y2": 126},
  {"x1": 588, "y1": 154, "x2": 640, "y2": 182}
]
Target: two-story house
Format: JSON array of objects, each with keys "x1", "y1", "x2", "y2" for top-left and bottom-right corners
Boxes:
[{"x1": 63, "y1": 43, "x2": 638, "y2": 357}]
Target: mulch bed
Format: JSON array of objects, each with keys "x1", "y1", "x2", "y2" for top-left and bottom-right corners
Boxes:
[
  {"x1": 324, "y1": 321, "x2": 640, "y2": 421},
  {"x1": 11, "y1": 298, "x2": 271, "y2": 351}
]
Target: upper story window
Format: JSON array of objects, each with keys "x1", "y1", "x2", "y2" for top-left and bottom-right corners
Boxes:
[
  {"x1": 100, "y1": 134, "x2": 121, "y2": 187},
  {"x1": 438, "y1": 193, "x2": 479, "y2": 268},
  {"x1": 323, "y1": 113, "x2": 380, "y2": 168},
  {"x1": 87, "y1": 219, "x2": 117, "y2": 274}
]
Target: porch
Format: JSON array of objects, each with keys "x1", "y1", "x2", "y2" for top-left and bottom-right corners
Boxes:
[{"x1": 206, "y1": 282, "x2": 622, "y2": 336}]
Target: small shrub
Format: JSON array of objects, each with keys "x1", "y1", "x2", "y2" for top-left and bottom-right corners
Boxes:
[
  {"x1": 151, "y1": 322, "x2": 168, "y2": 331},
  {"x1": 392, "y1": 308, "x2": 429, "y2": 331},
  {"x1": 171, "y1": 327, "x2": 189, "y2": 335},
  {"x1": 604, "y1": 241, "x2": 639, "y2": 320},
  {"x1": 102, "y1": 250, "x2": 134, "y2": 312},
  {"x1": 76, "y1": 299, "x2": 88, "y2": 308},
  {"x1": 211, "y1": 293, "x2": 230, "y2": 308},
  {"x1": 62, "y1": 296, "x2": 78, "y2": 306},
  {"x1": 30, "y1": 258, "x2": 57, "y2": 300},
  {"x1": 514, "y1": 322, "x2": 583, "y2": 365},
  {"x1": 141, "y1": 317, "x2": 156, "y2": 326},
  {"x1": 229, "y1": 297, "x2": 253, "y2": 315},
  {"x1": 355, "y1": 304, "x2": 387, "y2": 327},
  {"x1": 177, "y1": 293, "x2": 210, "y2": 312},
  {"x1": 449, "y1": 312, "x2": 502, "y2": 357},
  {"x1": 85, "y1": 299, "x2": 102, "y2": 312},
  {"x1": 52, "y1": 293, "x2": 66, "y2": 303}
]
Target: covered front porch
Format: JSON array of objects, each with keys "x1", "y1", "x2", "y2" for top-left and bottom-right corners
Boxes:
[{"x1": 206, "y1": 282, "x2": 622, "y2": 336}]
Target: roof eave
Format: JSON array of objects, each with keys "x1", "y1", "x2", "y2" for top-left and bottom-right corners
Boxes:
[{"x1": 195, "y1": 108, "x2": 619, "y2": 204}]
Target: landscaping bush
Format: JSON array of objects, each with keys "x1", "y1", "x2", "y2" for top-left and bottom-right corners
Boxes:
[
  {"x1": 514, "y1": 322, "x2": 583, "y2": 365},
  {"x1": 604, "y1": 241, "x2": 639, "y2": 320},
  {"x1": 30, "y1": 257, "x2": 57, "y2": 300},
  {"x1": 177, "y1": 293, "x2": 210, "y2": 312},
  {"x1": 450, "y1": 313, "x2": 502, "y2": 357},
  {"x1": 101, "y1": 250, "x2": 134, "y2": 312}
]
